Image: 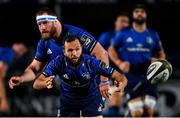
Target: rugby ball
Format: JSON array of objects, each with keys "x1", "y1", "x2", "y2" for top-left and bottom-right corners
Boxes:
[{"x1": 146, "y1": 59, "x2": 172, "y2": 84}]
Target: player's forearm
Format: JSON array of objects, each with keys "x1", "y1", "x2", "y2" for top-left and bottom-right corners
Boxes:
[
  {"x1": 33, "y1": 75, "x2": 47, "y2": 90},
  {"x1": 20, "y1": 68, "x2": 37, "y2": 83},
  {"x1": 91, "y1": 42, "x2": 109, "y2": 81},
  {"x1": 112, "y1": 70, "x2": 127, "y2": 87},
  {"x1": 158, "y1": 49, "x2": 166, "y2": 59},
  {"x1": 108, "y1": 46, "x2": 123, "y2": 67},
  {"x1": 91, "y1": 42, "x2": 109, "y2": 64},
  {"x1": 151, "y1": 50, "x2": 166, "y2": 62}
]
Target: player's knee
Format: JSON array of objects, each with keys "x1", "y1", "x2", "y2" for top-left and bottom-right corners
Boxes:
[
  {"x1": 128, "y1": 98, "x2": 144, "y2": 117},
  {"x1": 131, "y1": 109, "x2": 144, "y2": 117},
  {"x1": 143, "y1": 95, "x2": 156, "y2": 117}
]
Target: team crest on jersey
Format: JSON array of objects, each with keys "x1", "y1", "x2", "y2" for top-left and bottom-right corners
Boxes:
[
  {"x1": 47, "y1": 48, "x2": 52, "y2": 54},
  {"x1": 81, "y1": 34, "x2": 92, "y2": 47},
  {"x1": 126, "y1": 37, "x2": 133, "y2": 43},
  {"x1": 82, "y1": 72, "x2": 91, "y2": 80},
  {"x1": 146, "y1": 37, "x2": 153, "y2": 44}
]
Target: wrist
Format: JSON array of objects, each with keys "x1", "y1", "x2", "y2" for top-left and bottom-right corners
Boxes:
[
  {"x1": 116, "y1": 60, "x2": 123, "y2": 66},
  {"x1": 100, "y1": 76, "x2": 109, "y2": 82},
  {"x1": 100, "y1": 81, "x2": 110, "y2": 85}
]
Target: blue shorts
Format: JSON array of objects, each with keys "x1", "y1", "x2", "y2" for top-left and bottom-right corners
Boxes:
[
  {"x1": 125, "y1": 81, "x2": 158, "y2": 100},
  {"x1": 58, "y1": 94, "x2": 104, "y2": 117}
]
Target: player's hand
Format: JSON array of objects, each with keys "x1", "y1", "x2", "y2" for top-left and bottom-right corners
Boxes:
[
  {"x1": 45, "y1": 76, "x2": 55, "y2": 89},
  {"x1": 9, "y1": 76, "x2": 23, "y2": 89},
  {"x1": 119, "y1": 61, "x2": 130, "y2": 73},
  {"x1": 99, "y1": 81, "x2": 111, "y2": 99},
  {"x1": 151, "y1": 57, "x2": 158, "y2": 63}
]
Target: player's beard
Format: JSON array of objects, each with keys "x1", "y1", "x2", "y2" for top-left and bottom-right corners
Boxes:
[
  {"x1": 41, "y1": 24, "x2": 56, "y2": 41},
  {"x1": 66, "y1": 55, "x2": 82, "y2": 67},
  {"x1": 133, "y1": 17, "x2": 146, "y2": 25}
]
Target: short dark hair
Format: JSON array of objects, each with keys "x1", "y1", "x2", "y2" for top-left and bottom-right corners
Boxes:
[
  {"x1": 132, "y1": 4, "x2": 147, "y2": 12},
  {"x1": 63, "y1": 35, "x2": 81, "y2": 45},
  {"x1": 116, "y1": 12, "x2": 129, "y2": 18},
  {"x1": 36, "y1": 7, "x2": 57, "y2": 16}
]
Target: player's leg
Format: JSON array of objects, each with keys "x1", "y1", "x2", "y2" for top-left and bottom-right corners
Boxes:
[
  {"x1": 81, "y1": 94, "x2": 104, "y2": 118},
  {"x1": 59, "y1": 95, "x2": 80, "y2": 117},
  {"x1": 125, "y1": 81, "x2": 145, "y2": 117},
  {"x1": 128, "y1": 96, "x2": 144, "y2": 117},
  {"x1": 142, "y1": 83, "x2": 157, "y2": 117}
]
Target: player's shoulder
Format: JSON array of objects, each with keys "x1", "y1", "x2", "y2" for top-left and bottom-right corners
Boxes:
[
  {"x1": 121, "y1": 27, "x2": 131, "y2": 33},
  {"x1": 54, "y1": 55, "x2": 64, "y2": 62},
  {"x1": 115, "y1": 27, "x2": 131, "y2": 38},
  {"x1": 147, "y1": 28, "x2": 159, "y2": 36},
  {"x1": 101, "y1": 29, "x2": 114, "y2": 36},
  {"x1": 116, "y1": 27, "x2": 131, "y2": 36},
  {"x1": 82, "y1": 54, "x2": 96, "y2": 62},
  {"x1": 0, "y1": 47, "x2": 13, "y2": 53},
  {"x1": 64, "y1": 24, "x2": 86, "y2": 33}
]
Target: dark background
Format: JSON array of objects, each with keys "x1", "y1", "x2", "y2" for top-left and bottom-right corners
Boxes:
[
  {"x1": 0, "y1": 0, "x2": 179, "y2": 70},
  {"x1": 0, "y1": 0, "x2": 180, "y2": 116}
]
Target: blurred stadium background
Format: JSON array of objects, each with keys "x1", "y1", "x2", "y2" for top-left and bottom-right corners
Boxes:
[{"x1": 0, "y1": 0, "x2": 180, "y2": 117}]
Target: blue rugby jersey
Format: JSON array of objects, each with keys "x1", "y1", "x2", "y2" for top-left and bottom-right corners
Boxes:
[
  {"x1": 0, "y1": 47, "x2": 15, "y2": 66},
  {"x1": 43, "y1": 54, "x2": 114, "y2": 99},
  {"x1": 35, "y1": 24, "x2": 97, "y2": 62},
  {"x1": 98, "y1": 29, "x2": 115, "y2": 50},
  {"x1": 111, "y1": 28, "x2": 163, "y2": 82}
]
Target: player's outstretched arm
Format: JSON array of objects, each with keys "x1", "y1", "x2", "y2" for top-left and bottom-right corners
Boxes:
[
  {"x1": 9, "y1": 59, "x2": 45, "y2": 89},
  {"x1": 111, "y1": 70, "x2": 128, "y2": 93},
  {"x1": 33, "y1": 74, "x2": 55, "y2": 90}
]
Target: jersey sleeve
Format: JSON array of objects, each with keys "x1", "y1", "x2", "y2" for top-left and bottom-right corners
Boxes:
[
  {"x1": 43, "y1": 56, "x2": 62, "y2": 77},
  {"x1": 153, "y1": 32, "x2": 163, "y2": 53},
  {"x1": 91, "y1": 58, "x2": 114, "y2": 78},
  {"x1": 79, "y1": 31, "x2": 97, "y2": 54},
  {"x1": 35, "y1": 39, "x2": 48, "y2": 62},
  {"x1": 111, "y1": 31, "x2": 123, "y2": 51}
]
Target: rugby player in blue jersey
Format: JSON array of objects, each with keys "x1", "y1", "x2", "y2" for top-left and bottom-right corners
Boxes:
[
  {"x1": 0, "y1": 43, "x2": 27, "y2": 113},
  {"x1": 9, "y1": 7, "x2": 110, "y2": 98},
  {"x1": 98, "y1": 12, "x2": 129, "y2": 116},
  {"x1": 33, "y1": 35, "x2": 127, "y2": 117},
  {"x1": 108, "y1": 4, "x2": 166, "y2": 117}
]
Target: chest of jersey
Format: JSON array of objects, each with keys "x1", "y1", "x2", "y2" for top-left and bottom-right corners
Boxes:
[
  {"x1": 122, "y1": 32, "x2": 155, "y2": 52},
  {"x1": 45, "y1": 40, "x2": 64, "y2": 61},
  {"x1": 60, "y1": 61, "x2": 96, "y2": 88}
]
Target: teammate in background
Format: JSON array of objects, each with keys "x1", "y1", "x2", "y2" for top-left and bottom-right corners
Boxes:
[
  {"x1": 98, "y1": 12, "x2": 129, "y2": 116},
  {"x1": 33, "y1": 35, "x2": 127, "y2": 117},
  {"x1": 0, "y1": 43, "x2": 27, "y2": 113},
  {"x1": 9, "y1": 7, "x2": 110, "y2": 98},
  {"x1": 98, "y1": 12, "x2": 129, "y2": 50},
  {"x1": 108, "y1": 4, "x2": 166, "y2": 117}
]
